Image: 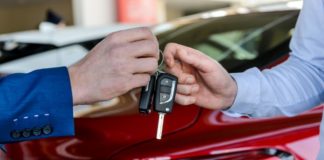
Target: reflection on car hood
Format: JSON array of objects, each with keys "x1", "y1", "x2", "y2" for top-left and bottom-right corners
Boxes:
[
  {"x1": 0, "y1": 24, "x2": 143, "y2": 47},
  {"x1": 0, "y1": 45, "x2": 88, "y2": 73}
]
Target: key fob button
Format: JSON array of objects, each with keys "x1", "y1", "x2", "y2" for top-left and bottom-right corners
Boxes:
[
  {"x1": 160, "y1": 93, "x2": 170, "y2": 102},
  {"x1": 160, "y1": 86, "x2": 172, "y2": 93},
  {"x1": 161, "y1": 78, "x2": 172, "y2": 87}
]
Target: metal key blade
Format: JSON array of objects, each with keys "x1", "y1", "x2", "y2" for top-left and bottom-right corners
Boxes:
[{"x1": 156, "y1": 113, "x2": 165, "y2": 140}]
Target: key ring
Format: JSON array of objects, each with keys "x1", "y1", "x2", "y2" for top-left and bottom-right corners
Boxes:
[{"x1": 157, "y1": 49, "x2": 165, "y2": 73}]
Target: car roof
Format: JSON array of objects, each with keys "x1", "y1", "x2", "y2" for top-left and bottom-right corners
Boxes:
[
  {"x1": 152, "y1": 0, "x2": 301, "y2": 35},
  {"x1": 0, "y1": 24, "x2": 142, "y2": 47}
]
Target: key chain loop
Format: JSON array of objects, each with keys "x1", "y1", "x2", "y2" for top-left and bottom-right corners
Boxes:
[{"x1": 158, "y1": 49, "x2": 165, "y2": 73}]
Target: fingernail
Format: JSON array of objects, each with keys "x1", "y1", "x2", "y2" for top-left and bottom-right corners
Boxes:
[
  {"x1": 186, "y1": 77, "x2": 194, "y2": 83},
  {"x1": 190, "y1": 97, "x2": 196, "y2": 103}
]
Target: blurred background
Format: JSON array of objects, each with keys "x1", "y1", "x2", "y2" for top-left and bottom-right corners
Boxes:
[{"x1": 0, "y1": 0, "x2": 302, "y2": 33}]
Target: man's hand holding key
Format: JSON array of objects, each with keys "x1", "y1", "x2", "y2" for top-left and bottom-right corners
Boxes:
[
  {"x1": 69, "y1": 27, "x2": 159, "y2": 105},
  {"x1": 163, "y1": 43, "x2": 238, "y2": 110}
]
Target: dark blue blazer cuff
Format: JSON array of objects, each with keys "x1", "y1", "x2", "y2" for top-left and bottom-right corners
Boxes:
[{"x1": 0, "y1": 67, "x2": 74, "y2": 143}]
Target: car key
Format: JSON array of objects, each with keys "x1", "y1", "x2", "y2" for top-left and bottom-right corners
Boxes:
[
  {"x1": 139, "y1": 75, "x2": 156, "y2": 114},
  {"x1": 154, "y1": 72, "x2": 178, "y2": 139}
]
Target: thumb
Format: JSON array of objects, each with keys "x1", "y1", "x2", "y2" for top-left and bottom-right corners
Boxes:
[{"x1": 164, "y1": 43, "x2": 212, "y2": 73}]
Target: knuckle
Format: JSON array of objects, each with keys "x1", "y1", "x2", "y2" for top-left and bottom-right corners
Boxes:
[
  {"x1": 149, "y1": 58, "x2": 158, "y2": 66},
  {"x1": 153, "y1": 42, "x2": 159, "y2": 56},
  {"x1": 147, "y1": 59, "x2": 158, "y2": 73},
  {"x1": 179, "y1": 76, "x2": 187, "y2": 83},
  {"x1": 151, "y1": 38, "x2": 159, "y2": 46},
  {"x1": 165, "y1": 43, "x2": 177, "y2": 49},
  {"x1": 181, "y1": 86, "x2": 190, "y2": 94},
  {"x1": 177, "y1": 86, "x2": 183, "y2": 93},
  {"x1": 107, "y1": 31, "x2": 119, "y2": 42},
  {"x1": 183, "y1": 86, "x2": 190, "y2": 94},
  {"x1": 142, "y1": 28, "x2": 155, "y2": 40},
  {"x1": 147, "y1": 40, "x2": 158, "y2": 49},
  {"x1": 110, "y1": 45, "x2": 126, "y2": 58},
  {"x1": 154, "y1": 61, "x2": 159, "y2": 69},
  {"x1": 143, "y1": 40, "x2": 159, "y2": 57},
  {"x1": 138, "y1": 27, "x2": 152, "y2": 36},
  {"x1": 153, "y1": 62, "x2": 159, "y2": 71}
]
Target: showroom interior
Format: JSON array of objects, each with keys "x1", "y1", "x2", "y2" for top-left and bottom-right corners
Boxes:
[
  {"x1": 0, "y1": 0, "x2": 302, "y2": 33},
  {"x1": 1, "y1": 0, "x2": 324, "y2": 160}
]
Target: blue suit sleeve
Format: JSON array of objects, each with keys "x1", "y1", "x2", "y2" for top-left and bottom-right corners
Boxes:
[{"x1": 0, "y1": 67, "x2": 74, "y2": 143}]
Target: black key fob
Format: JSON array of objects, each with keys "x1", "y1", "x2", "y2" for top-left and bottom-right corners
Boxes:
[
  {"x1": 154, "y1": 73, "x2": 178, "y2": 113},
  {"x1": 139, "y1": 75, "x2": 156, "y2": 114}
]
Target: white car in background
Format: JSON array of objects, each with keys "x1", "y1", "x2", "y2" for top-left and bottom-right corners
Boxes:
[{"x1": 0, "y1": 24, "x2": 141, "y2": 74}]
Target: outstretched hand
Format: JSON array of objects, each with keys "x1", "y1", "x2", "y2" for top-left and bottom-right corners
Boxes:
[{"x1": 164, "y1": 43, "x2": 237, "y2": 110}]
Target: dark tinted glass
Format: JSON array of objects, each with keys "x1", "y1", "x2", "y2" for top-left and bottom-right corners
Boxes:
[{"x1": 158, "y1": 10, "x2": 299, "y2": 71}]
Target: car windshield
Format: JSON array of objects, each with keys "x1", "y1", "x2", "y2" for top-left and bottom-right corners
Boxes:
[{"x1": 158, "y1": 10, "x2": 299, "y2": 71}]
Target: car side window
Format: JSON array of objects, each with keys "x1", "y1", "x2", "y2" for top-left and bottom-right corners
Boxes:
[
  {"x1": 159, "y1": 11, "x2": 299, "y2": 72},
  {"x1": 193, "y1": 12, "x2": 297, "y2": 65},
  {"x1": 194, "y1": 29, "x2": 260, "y2": 61}
]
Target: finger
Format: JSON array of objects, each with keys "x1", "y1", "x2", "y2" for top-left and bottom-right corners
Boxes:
[
  {"x1": 131, "y1": 58, "x2": 158, "y2": 74},
  {"x1": 126, "y1": 40, "x2": 159, "y2": 59},
  {"x1": 177, "y1": 84, "x2": 199, "y2": 95},
  {"x1": 164, "y1": 61, "x2": 182, "y2": 75},
  {"x1": 111, "y1": 40, "x2": 159, "y2": 60},
  {"x1": 178, "y1": 74, "x2": 196, "y2": 84},
  {"x1": 164, "y1": 43, "x2": 211, "y2": 73},
  {"x1": 164, "y1": 43, "x2": 187, "y2": 68},
  {"x1": 128, "y1": 74, "x2": 151, "y2": 89},
  {"x1": 175, "y1": 93, "x2": 196, "y2": 106},
  {"x1": 109, "y1": 27, "x2": 156, "y2": 43},
  {"x1": 165, "y1": 66, "x2": 196, "y2": 84}
]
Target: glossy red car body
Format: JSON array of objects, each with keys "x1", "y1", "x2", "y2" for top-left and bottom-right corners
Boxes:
[{"x1": 5, "y1": 104, "x2": 323, "y2": 159}]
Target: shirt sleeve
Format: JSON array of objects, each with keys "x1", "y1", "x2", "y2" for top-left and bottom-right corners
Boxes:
[
  {"x1": 225, "y1": 0, "x2": 324, "y2": 117},
  {"x1": 0, "y1": 67, "x2": 74, "y2": 143}
]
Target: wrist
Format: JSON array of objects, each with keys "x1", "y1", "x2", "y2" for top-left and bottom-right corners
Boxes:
[
  {"x1": 68, "y1": 64, "x2": 86, "y2": 105},
  {"x1": 222, "y1": 77, "x2": 238, "y2": 110}
]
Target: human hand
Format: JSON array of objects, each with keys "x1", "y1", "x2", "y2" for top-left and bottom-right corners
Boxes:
[
  {"x1": 68, "y1": 27, "x2": 159, "y2": 105},
  {"x1": 164, "y1": 43, "x2": 237, "y2": 110}
]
